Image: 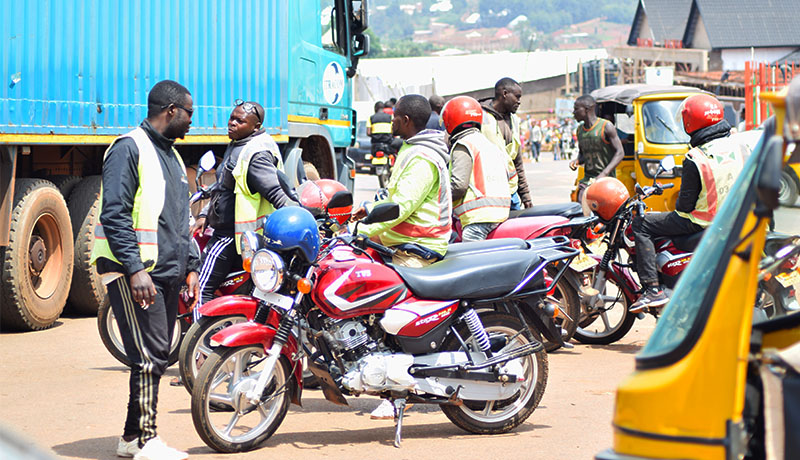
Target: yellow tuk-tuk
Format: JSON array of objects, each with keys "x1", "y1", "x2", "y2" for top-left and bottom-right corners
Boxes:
[
  {"x1": 596, "y1": 84, "x2": 800, "y2": 459},
  {"x1": 573, "y1": 85, "x2": 710, "y2": 211}
]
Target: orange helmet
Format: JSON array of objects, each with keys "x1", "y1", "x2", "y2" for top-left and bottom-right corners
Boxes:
[
  {"x1": 441, "y1": 96, "x2": 483, "y2": 134},
  {"x1": 297, "y1": 179, "x2": 352, "y2": 225},
  {"x1": 583, "y1": 178, "x2": 630, "y2": 221},
  {"x1": 678, "y1": 94, "x2": 724, "y2": 134}
]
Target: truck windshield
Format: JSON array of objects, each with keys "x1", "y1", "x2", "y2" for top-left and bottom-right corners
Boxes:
[
  {"x1": 642, "y1": 100, "x2": 691, "y2": 145},
  {"x1": 637, "y1": 131, "x2": 765, "y2": 363}
]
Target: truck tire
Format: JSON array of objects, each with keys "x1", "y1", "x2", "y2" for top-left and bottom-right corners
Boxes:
[
  {"x1": 1, "y1": 179, "x2": 73, "y2": 331},
  {"x1": 47, "y1": 175, "x2": 83, "y2": 202},
  {"x1": 67, "y1": 176, "x2": 107, "y2": 315}
]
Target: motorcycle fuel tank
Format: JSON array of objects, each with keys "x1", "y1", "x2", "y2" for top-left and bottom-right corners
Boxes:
[{"x1": 312, "y1": 250, "x2": 408, "y2": 319}]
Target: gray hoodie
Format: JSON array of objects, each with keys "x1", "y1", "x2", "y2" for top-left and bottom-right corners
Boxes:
[{"x1": 405, "y1": 129, "x2": 450, "y2": 164}]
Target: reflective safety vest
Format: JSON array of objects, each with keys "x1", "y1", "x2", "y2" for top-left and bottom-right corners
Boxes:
[
  {"x1": 482, "y1": 112, "x2": 521, "y2": 195},
  {"x1": 369, "y1": 113, "x2": 392, "y2": 134},
  {"x1": 451, "y1": 131, "x2": 511, "y2": 226},
  {"x1": 676, "y1": 137, "x2": 747, "y2": 227},
  {"x1": 380, "y1": 142, "x2": 452, "y2": 254},
  {"x1": 91, "y1": 127, "x2": 185, "y2": 271},
  {"x1": 232, "y1": 132, "x2": 284, "y2": 252}
]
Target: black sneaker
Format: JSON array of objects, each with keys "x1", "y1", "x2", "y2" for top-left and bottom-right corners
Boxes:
[{"x1": 630, "y1": 288, "x2": 669, "y2": 313}]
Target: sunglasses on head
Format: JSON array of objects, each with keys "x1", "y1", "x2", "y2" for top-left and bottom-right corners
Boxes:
[{"x1": 235, "y1": 99, "x2": 262, "y2": 123}]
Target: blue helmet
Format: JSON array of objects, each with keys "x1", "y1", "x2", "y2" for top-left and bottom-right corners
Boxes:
[{"x1": 261, "y1": 207, "x2": 320, "y2": 262}]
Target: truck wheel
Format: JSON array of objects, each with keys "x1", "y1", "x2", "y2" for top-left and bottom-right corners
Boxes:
[
  {"x1": 67, "y1": 176, "x2": 107, "y2": 315},
  {"x1": 1, "y1": 179, "x2": 73, "y2": 331},
  {"x1": 47, "y1": 175, "x2": 82, "y2": 202}
]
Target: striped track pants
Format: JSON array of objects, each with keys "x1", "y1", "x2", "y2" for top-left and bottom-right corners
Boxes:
[
  {"x1": 107, "y1": 276, "x2": 180, "y2": 444},
  {"x1": 195, "y1": 234, "x2": 240, "y2": 320}
]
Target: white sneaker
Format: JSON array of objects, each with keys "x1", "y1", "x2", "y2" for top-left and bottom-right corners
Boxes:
[
  {"x1": 370, "y1": 399, "x2": 396, "y2": 420},
  {"x1": 116, "y1": 437, "x2": 141, "y2": 458},
  {"x1": 133, "y1": 437, "x2": 187, "y2": 460}
]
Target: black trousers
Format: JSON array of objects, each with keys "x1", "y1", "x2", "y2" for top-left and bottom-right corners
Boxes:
[
  {"x1": 632, "y1": 211, "x2": 704, "y2": 285},
  {"x1": 197, "y1": 233, "x2": 240, "y2": 308},
  {"x1": 107, "y1": 276, "x2": 180, "y2": 445}
]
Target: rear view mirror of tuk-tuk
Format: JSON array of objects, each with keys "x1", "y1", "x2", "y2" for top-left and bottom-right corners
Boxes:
[{"x1": 756, "y1": 135, "x2": 785, "y2": 211}]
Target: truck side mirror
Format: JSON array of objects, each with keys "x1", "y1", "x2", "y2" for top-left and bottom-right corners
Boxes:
[{"x1": 353, "y1": 33, "x2": 369, "y2": 58}]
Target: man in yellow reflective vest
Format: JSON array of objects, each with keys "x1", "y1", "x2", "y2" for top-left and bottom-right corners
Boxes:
[
  {"x1": 629, "y1": 94, "x2": 747, "y2": 312},
  {"x1": 353, "y1": 94, "x2": 452, "y2": 267},
  {"x1": 442, "y1": 96, "x2": 511, "y2": 241},
  {"x1": 90, "y1": 80, "x2": 199, "y2": 460},
  {"x1": 353, "y1": 94, "x2": 451, "y2": 420},
  {"x1": 481, "y1": 77, "x2": 532, "y2": 210},
  {"x1": 191, "y1": 100, "x2": 298, "y2": 307}
]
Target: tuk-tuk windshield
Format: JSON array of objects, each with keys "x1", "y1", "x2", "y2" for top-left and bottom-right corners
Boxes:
[
  {"x1": 638, "y1": 131, "x2": 765, "y2": 361},
  {"x1": 642, "y1": 100, "x2": 691, "y2": 144}
]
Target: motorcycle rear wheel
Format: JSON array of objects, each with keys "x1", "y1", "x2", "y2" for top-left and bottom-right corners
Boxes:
[
  {"x1": 191, "y1": 345, "x2": 292, "y2": 453},
  {"x1": 178, "y1": 314, "x2": 248, "y2": 394},
  {"x1": 440, "y1": 312, "x2": 548, "y2": 434},
  {"x1": 97, "y1": 301, "x2": 184, "y2": 367},
  {"x1": 573, "y1": 276, "x2": 635, "y2": 345}
]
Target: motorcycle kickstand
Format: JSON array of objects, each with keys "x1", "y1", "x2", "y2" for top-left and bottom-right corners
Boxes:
[{"x1": 393, "y1": 397, "x2": 407, "y2": 448}]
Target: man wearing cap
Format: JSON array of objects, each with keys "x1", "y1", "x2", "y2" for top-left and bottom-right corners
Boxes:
[{"x1": 191, "y1": 100, "x2": 298, "y2": 308}]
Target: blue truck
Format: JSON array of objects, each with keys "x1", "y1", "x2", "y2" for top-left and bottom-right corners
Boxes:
[{"x1": 0, "y1": 0, "x2": 370, "y2": 330}]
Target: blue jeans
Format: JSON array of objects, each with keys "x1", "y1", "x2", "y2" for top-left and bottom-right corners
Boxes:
[{"x1": 510, "y1": 192, "x2": 522, "y2": 211}]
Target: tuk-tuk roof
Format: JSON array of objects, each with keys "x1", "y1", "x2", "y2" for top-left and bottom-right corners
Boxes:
[{"x1": 590, "y1": 84, "x2": 707, "y2": 105}]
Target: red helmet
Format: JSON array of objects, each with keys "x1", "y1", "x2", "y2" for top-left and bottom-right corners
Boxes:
[
  {"x1": 441, "y1": 96, "x2": 483, "y2": 134},
  {"x1": 297, "y1": 179, "x2": 352, "y2": 225},
  {"x1": 678, "y1": 94, "x2": 724, "y2": 134},
  {"x1": 583, "y1": 178, "x2": 630, "y2": 221}
]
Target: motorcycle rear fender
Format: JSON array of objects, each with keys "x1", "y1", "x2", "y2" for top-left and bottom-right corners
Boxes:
[
  {"x1": 196, "y1": 295, "x2": 258, "y2": 320},
  {"x1": 520, "y1": 298, "x2": 564, "y2": 346},
  {"x1": 210, "y1": 322, "x2": 303, "y2": 405}
]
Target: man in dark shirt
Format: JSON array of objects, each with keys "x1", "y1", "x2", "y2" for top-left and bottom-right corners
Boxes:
[
  {"x1": 426, "y1": 94, "x2": 445, "y2": 131},
  {"x1": 191, "y1": 101, "x2": 298, "y2": 306},
  {"x1": 91, "y1": 80, "x2": 199, "y2": 460}
]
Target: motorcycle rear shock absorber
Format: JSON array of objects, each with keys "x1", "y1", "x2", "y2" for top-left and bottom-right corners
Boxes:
[{"x1": 461, "y1": 308, "x2": 492, "y2": 354}]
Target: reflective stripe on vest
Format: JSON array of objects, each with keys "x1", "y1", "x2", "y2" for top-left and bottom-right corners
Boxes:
[
  {"x1": 675, "y1": 138, "x2": 746, "y2": 227},
  {"x1": 232, "y1": 132, "x2": 284, "y2": 252},
  {"x1": 90, "y1": 127, "x2": 184, "y2": 271},
  {"x1": 371, "y1": 122, "x2": 392, "y2": 134},
  {"x1": 482, "y1": 112, "x2": 521, "y2": 195},
  {"x1": 388, "y1": 142, "x2": 452, "y2": 239},
  {"x1": 451, "y1": 131, "x2": 511, "y2": 225}
]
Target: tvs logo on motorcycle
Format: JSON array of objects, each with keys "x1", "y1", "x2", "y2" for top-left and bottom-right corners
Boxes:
[{"x1": 323, "y1": 266, "x2": 404, "y2": 311}]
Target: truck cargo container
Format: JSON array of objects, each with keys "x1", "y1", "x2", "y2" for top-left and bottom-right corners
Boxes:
[{"x1": 0, "y1": 0, "x2": 369, "y2": 330}]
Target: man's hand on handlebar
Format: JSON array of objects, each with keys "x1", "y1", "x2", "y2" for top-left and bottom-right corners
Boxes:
[
  {"x1": 351, "y1": 207, "x2": 368, "y2": 221},
  {"x1": 190, "y1": 216, "x2": 207, "y2": 236}
]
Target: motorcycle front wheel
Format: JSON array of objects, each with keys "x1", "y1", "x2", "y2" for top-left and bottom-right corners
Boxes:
[
  {"x1": 573, "y1": 275, "x2": 635, "y2": 345},
  {"x1": 191, "y1": 345, "x2": 292, "y2": 453},
  {"x1": 440, "y1": 312, "x2": 548, "y2": 434},
  {"x1": 178, "y1": 314, "x2": 248, "y2": 394}
]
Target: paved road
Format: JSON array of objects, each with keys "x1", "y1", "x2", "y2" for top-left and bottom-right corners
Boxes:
[{"x1": 2, "y1": 154, "x2": 796, "y2": 460}]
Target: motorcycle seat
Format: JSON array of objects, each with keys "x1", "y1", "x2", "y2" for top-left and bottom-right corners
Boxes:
[
  {"x1": 392, "y1": 249, "x2": 545, "y2": 301},
  {"x1": 444, "y1": 238, "x2": 528, "y2": 259},
  {"x1": 670, "y1": 231, "x2": 704, "y2": 252},
  {"x1": 509, "y1": 202, "x2": 583, "y2": 220}
]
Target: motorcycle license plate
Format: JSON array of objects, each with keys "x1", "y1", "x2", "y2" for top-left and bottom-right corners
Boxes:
[
  {"x1": 254, "y1": 289, "x2": 294, "y2": 311},
  {"x1": 570, "y1": 250, "x2": 598, "y2": 272},
  {"x1": 372, "y1": 157, "x2": 388, "y2": 165},
  {"x1": 776, "y1": 268, "x2": 800, "y2": 288}
]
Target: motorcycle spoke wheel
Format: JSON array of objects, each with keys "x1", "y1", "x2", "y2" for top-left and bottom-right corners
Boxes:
[
  {"x1": 440, "y1": 312, "x2": 548, "y2": 434},
  {"x1": 574, "y1": 278, "x2": 635, "y2": 345},
  {"x1": 178, "y1": 314, "x2": 247, "y2": 394},
  {"x1": 191, "y1": 345, "x2": 291, "y2": 453}
]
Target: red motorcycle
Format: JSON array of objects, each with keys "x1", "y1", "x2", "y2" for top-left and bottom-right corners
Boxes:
[
  {"x1": 452, "y1": 201, "x2": 600, "y2": 350},
  {"x1": 190, "y1": 199, "x2": 578, "y2": 452}
]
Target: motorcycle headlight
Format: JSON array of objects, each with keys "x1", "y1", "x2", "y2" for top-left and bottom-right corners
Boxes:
[
  {"x1": 251, "y1": 249, "x2": 284, "y2": 292},
  {"x1": 240, "y1": 231, "x2": 260, "y2": 272}
]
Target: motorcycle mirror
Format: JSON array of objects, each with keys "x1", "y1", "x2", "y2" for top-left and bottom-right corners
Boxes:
[
  {"x1": 362, "y1": 202, "x2": 400, "y2": 224},
  {"x1": 328, "y1": 190, "x2": 353, "y2": 209},
  {"x1": 198, "y1": 150, "x2": 216, "y2": 174},
  {"x1": 660, "y1": 155, "x2": 676, "y2": 172}
]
